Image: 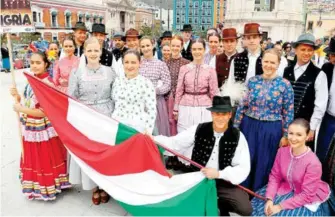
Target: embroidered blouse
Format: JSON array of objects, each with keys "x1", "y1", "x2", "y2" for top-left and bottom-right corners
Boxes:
[
  {"x1": 111, "y1": 75, "x2": 157, "y2": 133},
  {"x1": 265, "y1": 146, "x2": 330, "y2": 211},
  {"x1": 174, "y1": 63, "x2": 219, "y2": 111},
  {"x1": 139, "y1": 58, "x2": 171, "y2": 96},
  {"x1": 234, "y1": 75, "x2": 294, "y2": 136}
]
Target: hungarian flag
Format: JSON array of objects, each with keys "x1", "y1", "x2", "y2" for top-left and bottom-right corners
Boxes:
[{"x1": 24, "y1": 73, "x2": 218, "y2": 216}]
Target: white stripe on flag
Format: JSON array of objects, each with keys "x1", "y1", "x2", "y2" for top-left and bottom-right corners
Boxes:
[
  {"x1": 67, "y1": 98, "x2": 119, "y2": 146},
  {"x1": 69, "y1": 150, "x2": 205, "y2": 206}
]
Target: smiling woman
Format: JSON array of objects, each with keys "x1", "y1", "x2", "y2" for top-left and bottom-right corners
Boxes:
[
  {"x1": 139, "y1": 36, "x2": 171, "y2": 136},
  {"x1": 67, "y1": 36, "x2": 117, "y2": 205}
]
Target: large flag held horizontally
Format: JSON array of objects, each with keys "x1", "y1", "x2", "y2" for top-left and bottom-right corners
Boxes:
[{"x1": 24, "y1": 72, "x2": 218, "y2": 216}]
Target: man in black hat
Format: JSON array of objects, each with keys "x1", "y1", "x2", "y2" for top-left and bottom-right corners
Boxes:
[
  {"x1": 283, "y1": 33, "x2": 328, "y2": 151},
  {"x1": 112, "y1": 32, "x2": 128, "y2": 62},
  {"x1": 181, "y1": 24, "x2": 193, "y2": 61},
  {"x1": 154, "y1": 96, "x2": 252, "y2": 216},
  {"x1": 72, "y1": 22, "x2": 88, "y2": 57},
  {"x1": 91, "y1": 23, "x2": 114, "y2": 67},
  {"x1": 157, "y1": 31, "x2": 172, "y2": 60}
]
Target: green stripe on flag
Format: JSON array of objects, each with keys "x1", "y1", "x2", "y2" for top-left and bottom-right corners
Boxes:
[
  {"x1": 115, "y1": 123, "x2": 138, "y2": 144},
  {"x1": 118, "y1": 179, "x2": 218, "y2": 216}
]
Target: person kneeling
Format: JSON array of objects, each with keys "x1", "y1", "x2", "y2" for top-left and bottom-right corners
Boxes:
[
  {"x1": 251, "y1": 118, "x2": 331, "y2": 216},
  {"x1": 154, "y1": 96, "x2": 252, "y2": 216}
]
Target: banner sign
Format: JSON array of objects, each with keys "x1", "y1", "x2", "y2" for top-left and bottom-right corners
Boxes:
[{"x1": 0, "y1": 0, "x2": 35, "y2": 33}]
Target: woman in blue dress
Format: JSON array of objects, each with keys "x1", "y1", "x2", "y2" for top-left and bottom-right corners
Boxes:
[{"x1": 234, "y1": 49, "x2": 294, "y2": 192}]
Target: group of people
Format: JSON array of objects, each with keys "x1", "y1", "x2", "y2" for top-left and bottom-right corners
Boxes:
[{"x1": 8, "y1": 20, "x2": 335, "y2": 216}]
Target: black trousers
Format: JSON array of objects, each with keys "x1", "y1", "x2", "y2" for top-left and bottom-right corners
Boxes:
[{"x1": 216, "y1": 180, "x2": 252, "y2": 216}]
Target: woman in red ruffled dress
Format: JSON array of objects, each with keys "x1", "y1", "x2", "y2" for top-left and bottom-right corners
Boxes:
[{"x1": 10, "y1": 51, "x2": 71, "y2": 201}]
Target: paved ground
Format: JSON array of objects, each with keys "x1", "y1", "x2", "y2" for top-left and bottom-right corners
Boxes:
[{"x1": 0, "y1": 70, "x2": 129, "y2": 216}]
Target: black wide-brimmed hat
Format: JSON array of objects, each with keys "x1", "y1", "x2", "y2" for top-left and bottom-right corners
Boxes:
[
  {"x1": 207, "y1": 96, "x2": 232, "y2": 113},
  {"x1": 90, "y1": 23, "x2": 107, "y2": 35},
  {"x1": 72, "y1": 22, "x2": 88, "y2": 31},
  {"x1": 160, "y1": 31, "x2": 172, "y2": 40},
  {"x1": 292, "y1": 33, "x2": 320, "y2": 50},
  {"x1": 324, "y1": 37, "x2": 335, "y2": 54},
  {"x1": 181, "y1": 24, "x2": 192, "y2": 32}
]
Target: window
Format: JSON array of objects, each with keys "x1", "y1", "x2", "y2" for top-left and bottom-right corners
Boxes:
[
  {"x1": 202, "y1": 25, "x2": 205, "y2": 31},
  {"x1": 194, "y1": 9, "x2": 198, "y2": 16},
  {"x1": 66, "y1": 15, "x2": 71, "y2": 27},
  {"x1": 189, "y1": 10, "x2": 192, "y2": 15},
  {"x1": 194, "y1": 17, "x2": 198, "y2": 24},
  {"x1": 307, "y1": 21, "x2": 313, "y2": 30},
  {"x1": 255, "y1": 0, "x2": 260, "y2": 4},
  {"x1": 189, "y1": 18, "x2": 192, "y2": 23},
  {"x1": 100, "y1": 17, "x2": 103, "y2": 23},
  {"x1": 176, "y1": 17, "x2": 180, "y2": 24},
  {"x1": 207, "y1": 9, "x2": 211, "y2": 15},
  {"x1": 33, "y1": 11, "x2": 37, "y2": 22},
  {"x1": 38, "y1": 13, "x2": 41, "y2": 22},
  {"x1": 202, "y1": 1, "x2": 206, "y2": 8},
  {"x1": 202, "y1": 17, "x2": 205, "y2": 24},
  {"x1": 207, "y1": 17, "x2": 211, "y2": 24},
  {"x1": 194, "y1": 2, "x2": 198, "y2": 8},
  {"x1": 52, "y1": 14, "x2": 57, "y2": 27},
  {"x1": 177, "y1": 9, "x2": 180, "y2": 15},
  {"x1": 182, "y1": 10, "x2": 185, "y2": 15}
]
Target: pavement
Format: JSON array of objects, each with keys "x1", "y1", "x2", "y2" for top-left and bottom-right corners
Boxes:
[{"x1": 0, "y1": 69, "x2": 129, "y2": 216}]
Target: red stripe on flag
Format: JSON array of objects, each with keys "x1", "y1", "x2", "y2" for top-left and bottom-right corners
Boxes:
[{"x1": 24, "y1": 73, "x2": 170, "y2": 177}]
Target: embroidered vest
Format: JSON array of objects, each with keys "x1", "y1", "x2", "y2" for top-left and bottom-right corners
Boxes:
[
  {"x1": 233, "y1": 50, "x2": 263, "y2": 82},
  {"x1": 100, "y1": 48, "x2": 113, "y2": 67},
  {"x1": 216, "y1": 53, "x2": 237, "y2": 86},
  {"x1": 283, "y1": 62, "x2": 320, "y2": 121},
  {"x1": 189, "y1": 122, "x2": 240, "y2": 172}
]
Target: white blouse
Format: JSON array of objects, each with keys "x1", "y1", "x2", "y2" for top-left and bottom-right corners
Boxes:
[{"x1": 111, "y1": 75, "x2": 157, "y2": 134}]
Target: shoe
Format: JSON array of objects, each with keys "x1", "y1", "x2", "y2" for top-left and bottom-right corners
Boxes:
[
  {"x1": 100, "y1": 190, "x2": 110, "y2": 203},
  {"x1": 92, "y1": 190, "x2": 101, "y2": 205}
]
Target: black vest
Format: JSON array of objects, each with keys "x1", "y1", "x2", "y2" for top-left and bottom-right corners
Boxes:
[
  {"x1": 112, "y1": 47, "x2": 128, "y2": 62},
  {"x1": 233, "y1": 50, "x2": 263, "y2": 82},
  {"x1": 182, "y1": 41, "x2": 193, "y2": 61},
  {"x1": 189, "y1": 122, "x2": 240, "y2": 172},
  {"x1": 283, "y1": 62, "x2": 321, "y2": 121},
  {"x1": 321, "y1": 62, "x2": 334, "y2": 90},
  {"x1": 100, "y1": 48, "x2": 113, "y2": 67},
  {"x1": 74, "y1": 45, "x2": 84, "y2": 57}
]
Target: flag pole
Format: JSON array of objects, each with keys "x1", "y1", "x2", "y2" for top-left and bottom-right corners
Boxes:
[
  {"x1": 153, "y1": 138, "x2": 266, "y2": 201},
  {"x1": 6, "y1": 33, "x2": 24, "y2": 162}
]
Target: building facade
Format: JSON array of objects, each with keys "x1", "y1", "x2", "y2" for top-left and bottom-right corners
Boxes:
[
  {"x1": 225, "y1": 0, "x2": 305, "y2": 42},
  {"x1": 173, "y1": 0, "x2": 216, "y2": 32},
  {"x1": 30, "y1": 0, "x2": 136, "y2": 42},
  {"x1": 213, "y1": 0, "x2": 225, "y2": 25},
  {"x1": 135, "y1": 8, "x2": 154, "y2": 30},
  {"x1": 306, "y1": 12, "x2": 335, "y2": 38},
  {"x1": 155, "y1": 8, "x2": 174, "y2": 31}
]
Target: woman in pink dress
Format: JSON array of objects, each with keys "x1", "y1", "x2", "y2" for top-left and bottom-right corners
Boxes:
[
  {"x1": 251, "y1": 118, "x2": 331, "y2": 216},
  {"x1": 53, "y1": 36, "x2": 80, "y2": 93},
  {"x1": 174, "y1": 38, "x2": 219, "y2": 133}
]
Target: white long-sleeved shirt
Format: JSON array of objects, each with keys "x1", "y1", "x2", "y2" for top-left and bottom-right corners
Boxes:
[
  {"x1": 293, "y1": 62, "x2": 329, "y2": 130},
  {"x1": 327, "y1": 66, "x2": 335, "y2": 116},
  {"x1": 154, "y1": 125, "x2": 250, "y2": 185},
  {"x1": 228, "y1": 49, "x2": 262, "y2": 83},
  {"x1": 277, "y1": 56, "x2": 288, "y2": 77}
]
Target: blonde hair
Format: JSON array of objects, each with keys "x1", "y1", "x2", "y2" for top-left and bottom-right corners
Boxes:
[
  {"x1": 262, "y1": 48, "x2": 281, "y2": 62},
  {"x1": 84, "y1": 37, "x2": 101, "y2": 50}
]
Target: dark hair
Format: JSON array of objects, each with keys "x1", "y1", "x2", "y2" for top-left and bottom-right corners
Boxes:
[
  {"x1": 191, "y1": 38, "x2": 206, "y2": 49},
  {"x1": 31, "y1": 51, "x2": 51, "y2": 69},
  {"x1": 207, "y1": 28, "x2": 218, "y2": 34},
  {"x1": 123, "y1": 49, "x2": 141, "y2": 62},
  {"x1": 289, "y1": 118, "x2": 310, "y2": 134},
  {"x1": 48, "y1": 41, "x2": 59, "y2": 49},
  {"x1": 267, "y1": 38, "x2": 272, "y2": 40},
  {"x1": 275, "y1": 41, "x2": 281, "y2": 45},
  {"x1": 208, "y1": 32, "x2": 221, "y2": 41},
  {"x1": 62, "y1": 36, "x2": 76, "y2": 47},
  {"x1": 282, "y1": 42, "x2": 291, "y2": 50}
]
